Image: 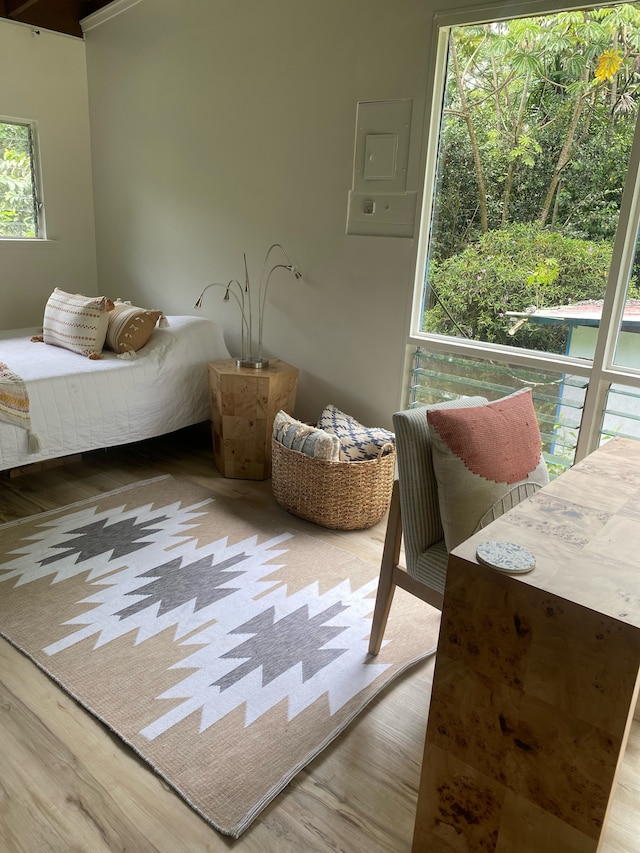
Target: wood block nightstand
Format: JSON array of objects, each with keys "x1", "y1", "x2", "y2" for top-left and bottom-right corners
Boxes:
[{"x1": 208, "y1": 358, "x2": 299, "y2": 480}]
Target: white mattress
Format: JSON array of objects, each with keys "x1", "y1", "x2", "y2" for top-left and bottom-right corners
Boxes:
[{"x1": 0, "y1": 315, "x2": 230, "y2": 471}]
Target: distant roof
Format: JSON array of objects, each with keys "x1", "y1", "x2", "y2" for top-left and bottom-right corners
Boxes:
[{"x1": 506, "y1": 299, "x2": 640, "y2": 330}]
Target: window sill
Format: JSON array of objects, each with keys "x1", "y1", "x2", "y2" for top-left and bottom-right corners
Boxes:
[{"x1": 0, "y1": 238, "x2": 58, "y2": 246}]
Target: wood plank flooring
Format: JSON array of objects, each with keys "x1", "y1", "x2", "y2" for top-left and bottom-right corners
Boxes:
[{"x1": 0, "y1": 424, "x2": 638, "y2": 853}]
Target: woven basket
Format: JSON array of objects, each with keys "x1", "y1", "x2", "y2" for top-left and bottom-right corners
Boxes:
[{"x1": 271, "y1": 437, "x2": 396, "y2": 530}]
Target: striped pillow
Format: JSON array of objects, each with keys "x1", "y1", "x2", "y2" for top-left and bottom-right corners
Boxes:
[
  {"x1": 106, "y1": 301, "x2": 164, "y2": 355},
  {"x1": 273, "y1": 410, "x2": 341, "y2": 461},
  {"x1": 42, "y1": 288, "x2": 114, "y2": 358}
]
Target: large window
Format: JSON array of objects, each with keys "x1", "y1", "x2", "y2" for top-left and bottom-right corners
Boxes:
[
  {"x1": 0, "y1": 119, "x2": 43, "y2": 239},
  {"x1": 411, "y1": 2, "x2": 640, "y2": 466}
]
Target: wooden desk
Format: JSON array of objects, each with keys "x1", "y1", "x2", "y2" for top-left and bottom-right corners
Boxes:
[
  {"x1": 208, "y1": 358, "x2": 298, "y2": 480},
  {"x1": 413, "y1": 437, "x2": 640, "y2": 853}
]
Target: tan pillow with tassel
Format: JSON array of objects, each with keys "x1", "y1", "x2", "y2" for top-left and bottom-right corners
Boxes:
[{"x1": 105, "y1": 300, "x2": 167, "y2": 356}]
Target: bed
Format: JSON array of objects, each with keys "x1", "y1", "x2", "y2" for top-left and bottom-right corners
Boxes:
[{"x1": 0, "y1": 315, "x2": 230, "y2": 472}]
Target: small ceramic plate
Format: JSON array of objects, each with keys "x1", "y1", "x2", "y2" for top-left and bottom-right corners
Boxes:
[{"x1": 476, "y1": 541, "x2": 536, "y2": 573}]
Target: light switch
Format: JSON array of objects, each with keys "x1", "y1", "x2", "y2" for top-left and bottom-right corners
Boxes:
[{"x1": 347, "y1": 191, "x2": 417, "y2": 237}]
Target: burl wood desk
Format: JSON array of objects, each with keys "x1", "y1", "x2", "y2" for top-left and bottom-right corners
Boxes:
[
  {"x1": 413, "y1": 437, "x2": 640, "y2": 853},
  {"x1": 208, "y1": 358, "x2": 298, "y2": 480}
]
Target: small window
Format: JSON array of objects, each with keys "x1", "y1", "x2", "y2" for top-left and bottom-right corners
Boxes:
[{"x1": 0, "y1": 119, "x2": 42, "y2": 239}]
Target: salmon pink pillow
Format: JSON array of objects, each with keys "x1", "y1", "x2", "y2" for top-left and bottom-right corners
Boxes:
[{"x1": 426, "y1": 388, "x2": 549, "y2": 551}]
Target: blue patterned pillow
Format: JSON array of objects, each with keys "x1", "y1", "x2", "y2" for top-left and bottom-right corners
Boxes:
[
  {"x1": 317, "y1": 404, "x2": 395, "y2": 461},
  {"x1": 273, "y1": 410, "x2": 341, "y2": 461}
]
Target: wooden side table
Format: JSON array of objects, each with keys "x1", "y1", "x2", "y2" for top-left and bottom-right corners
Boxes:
[{"x1": 208, "y1": 358, "x2": 298, "y2": 480}]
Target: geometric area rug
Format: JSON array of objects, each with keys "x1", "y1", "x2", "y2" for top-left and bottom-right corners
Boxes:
[{"x1": 0, "y1": 475, "x2": 441, "y2": 838}]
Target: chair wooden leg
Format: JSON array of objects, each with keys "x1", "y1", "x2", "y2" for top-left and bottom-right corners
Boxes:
[{"x1": 368, "y1": 481, "x2": 402, "y2": 655}]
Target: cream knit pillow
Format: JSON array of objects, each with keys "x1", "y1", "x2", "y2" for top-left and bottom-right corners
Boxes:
[
  {"x1": 273, "y1": 410, "x2": 341, "y2": 461},
  {"x1": 41, "y1": 288, "x2": 114, "y2": 358}
]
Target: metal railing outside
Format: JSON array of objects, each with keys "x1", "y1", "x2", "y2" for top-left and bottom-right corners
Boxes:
[{"x1": 408, "y1": 348, "x2": 588, "y2": 475}]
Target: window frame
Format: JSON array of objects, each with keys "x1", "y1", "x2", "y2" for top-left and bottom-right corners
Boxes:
[
  {"x1": 0, "y1": 116, "x2": 45, "y2": 240},
  {"x1": 408, "y1": 0, "x2": 640, "y2": 464}
]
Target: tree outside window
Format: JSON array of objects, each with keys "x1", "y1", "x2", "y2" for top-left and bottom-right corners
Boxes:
[
  {"x1": 413, "y1": 2, "x2": 640, "y2": 466},
  {"x1": 423, "y1": 5, "x2": 640, "y2": 353},
  {"x1": 0, "y1": 120, "x2": 41, "y2": 239}
]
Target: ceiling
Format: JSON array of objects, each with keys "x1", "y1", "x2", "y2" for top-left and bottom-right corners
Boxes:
[{"x1": 0, "y1": 0, "x2": 114, "y2": 37}]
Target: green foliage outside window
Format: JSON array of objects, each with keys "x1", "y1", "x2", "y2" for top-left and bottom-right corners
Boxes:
[
  {"x1": 425, "y1": 4, "x2": 640, "y2": 347},
  {"x1": 425, "y1": 222, "x2": 639, "y2": 352},
  {"x1": 0, "y1": 121, "x2": 39, "y2": 238}
]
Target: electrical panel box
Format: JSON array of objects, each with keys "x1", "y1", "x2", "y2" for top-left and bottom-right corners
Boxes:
[{"x1": 347, "y1": 98, "x2": 417, "y2": 237}]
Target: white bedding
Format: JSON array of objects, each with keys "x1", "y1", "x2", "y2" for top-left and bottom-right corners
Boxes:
[{"x1": 0, "y1": 315, "x2": 230, "y2": 471}]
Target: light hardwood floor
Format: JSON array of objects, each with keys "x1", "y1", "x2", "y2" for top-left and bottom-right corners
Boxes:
[{"x1": 0, "y1": 424, "x2": 638, "y2": 853}]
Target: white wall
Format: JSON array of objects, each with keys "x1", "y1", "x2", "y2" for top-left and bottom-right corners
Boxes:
[
  {"x1": 0, "y1": 0, "x2": 585, "y2": 426},
  {"x1": 0, "y1": 21, "x2": 97, "y2": 329},
  {"x1": 83, "y1": 0, "x2": 432, "y2": 427}
]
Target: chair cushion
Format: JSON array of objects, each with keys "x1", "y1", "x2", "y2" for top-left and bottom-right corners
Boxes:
[
  {"x1": 392, "y1": 397, "x2": 488, "y2": 580},
  {"x1": 426, "y1": 388, "x2": 549, "y2": 551},
  {"x1": 318, "y1": 403, "x2": 394, "y2": 461}
]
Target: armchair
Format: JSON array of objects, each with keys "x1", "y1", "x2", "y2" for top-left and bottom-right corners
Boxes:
[{"x1": 368, "y1": 391, "x2": 548, "y2": 655}]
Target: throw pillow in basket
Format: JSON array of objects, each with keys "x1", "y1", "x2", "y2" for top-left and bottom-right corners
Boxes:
[
  {"x1": 273, "y1": 410, "x2": 341, "y2": 461},
  {"x1": 318, "y1": 403, "x2": 395, "y2": 461}
]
